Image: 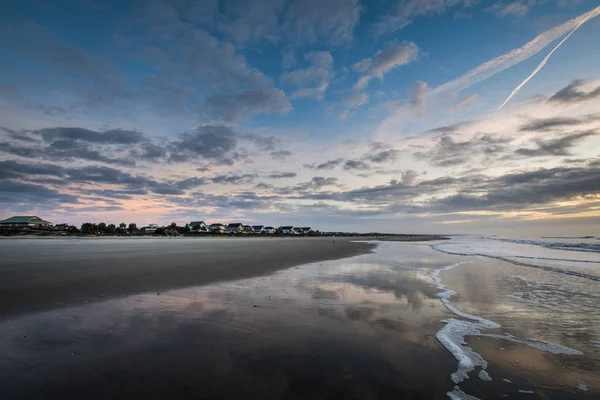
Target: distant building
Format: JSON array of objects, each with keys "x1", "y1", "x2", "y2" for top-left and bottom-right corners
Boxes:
[
  {"x1": 264, "y1": 226, "x2": 275, "y2": 234},
  {"x1": 189, "y1": 221, "x2": 208, "y2": 232},
  {"x1": 226, "y1": 223, "x2": 244, "y2": 233},
  {"x1": 0, "y1": 216, "x2": 52, "y2": 228},
  {"x1": 252, "y1": 225, "x2": 265, "y2": 233},
  {"x1": 145, "y1": 223, "x2": 159, "y2": 234},
  {"x1": 280, "y1": 226, "x2": 295, "y2": 234},
  {"x1": 297, "y1": 227, "x2": 312, "y2": 234},
  {"x1": 209, "y1": 223, "x2": 226, "y2": 233},
  {"x1": 242, "y1": 225, "x2": 253, "y2": 233}
]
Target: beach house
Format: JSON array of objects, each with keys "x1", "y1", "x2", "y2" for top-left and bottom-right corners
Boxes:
[
  {"x1": 208, "y1": 223, "x2": 226, "y2": 233},
  {"x1": 280, "y1": 226, "x2": 296, "y2": 234},
  {"x1": 144, "y1": 223, "x2": 159, "y2": 234},
  {"x1": 297, "y1": 227, "x2": 312, "y2": 234},
  {"x1": 189, "y1": 221, "x2": 208, "y2": 232},
  {"x1": 252, "y1": 225, "x2": 265, "y2": 233},
  {"x1": 264, "y1": 226, "x2": 275, "y2": 234},
  {"x1": 0, "y1": 216, "x2": 52, "y2": 229},
  {"x1": 227, "y1": 223, "x2": 244, "y2": 234}
]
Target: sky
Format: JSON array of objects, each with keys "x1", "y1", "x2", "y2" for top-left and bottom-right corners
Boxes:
[{"x1": 1, "y1": 0, "x2": 599, "y2": 235}]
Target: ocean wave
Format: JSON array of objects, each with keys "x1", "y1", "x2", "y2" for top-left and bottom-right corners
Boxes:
[
  {"x1": 431, "y1": 244, "x2": 600, "y2": 282},
  {"x1": 493, "y1": 238, "x2": 600, "y2": 254}
]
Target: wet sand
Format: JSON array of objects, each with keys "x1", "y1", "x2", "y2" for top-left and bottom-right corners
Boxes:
[
  {"x1": 0, "y1": 237, "x2": 375, "y2": 317},
  {"x1": 1, "y1": 239, "x2": 598, "y2": 399}
]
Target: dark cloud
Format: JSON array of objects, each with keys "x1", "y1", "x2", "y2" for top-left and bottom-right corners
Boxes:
[
  {"x1": 38, "y1": 127, "x2": 144, "y2": 144},
  {"x1": 0, "y1": 160, "x2": 64, "y2": 180},
  {"x1": 415, "y1": 134, "x2": 511, "y2": 167},
  {"x1": 243, "y1": 134, "x2": 281, "y2": 151},
  {"x1": 515, "y1": 130, "x2": 597, "y2": 158},
  {"x1": 343, "y1": 160, "x2": 371, "y2": 171},
  {"x1": 270, "y1": 150, "x2": 292, "y2": 160},
  {"x1": 519, "y1": 115, "x2": 598, "y2": 132},
  {"x1": 168, "y1": 125, "x2": 238, "y2": 163},
  {"x1": 304, "y1": 158, "x2": 344, "y2": 170},
  {"x1": 549, "y1": 79, "x2": 600, "y2": 104},
  {"x1": 211, "y1": 174, "x2": 257, "y2": 185},
  {"x1": 267, "y1": 172, "x2": 297, "y2": 179},
  {"x1": 0, "y1": 179, "x2": 79, "y2": 205},
  {"x1": 204, "y1": 88, "x2": 291, "y2": 122},
  {"x1": 292, "y1": 176, "x2": 339, "y2": 192},
  {"x1": 366, "y1": 149, "x2": 400, "y2": 163}
]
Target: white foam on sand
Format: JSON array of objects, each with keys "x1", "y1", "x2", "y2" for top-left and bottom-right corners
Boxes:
[
  {"x1": 430, "y1": 261, "x2": 583, "y2": 399},
  {"x1": 447, "y1": 386, "x2": 480, "y2": 400}
]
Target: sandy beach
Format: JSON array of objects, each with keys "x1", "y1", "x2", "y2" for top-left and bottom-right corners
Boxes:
[
  {"x1": 1, "y1": 237, "x2": 598, "y2": 399},
  {"x1": 0, "y1": 237, "x2": 376, "y2": 317}
]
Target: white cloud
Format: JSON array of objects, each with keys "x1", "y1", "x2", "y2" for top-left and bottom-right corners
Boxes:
[
  {"x1": 353, "y1": 41, "x2": 420, "y2": 90},
  {"x1": 374, "y1": 0, "x2": 477, "y2": 37},
  {"x1": 305, "y1": 51, "x2": 334, "y2": 69},
  {"x1": 344, "y1": 92, "x2": 370, "y2": 108},
  {"x1": 410, "y1": 80, "x2": 429, "y2": 116},
  {"x1": 434, "y1": 6, "x2": 600, "y2": 95},
  {"x1": 486, "y1": 1, "x2": 533, "y2": 17}
]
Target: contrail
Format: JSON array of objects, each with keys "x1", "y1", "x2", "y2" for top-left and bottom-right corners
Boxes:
[{"x1": 498, "y1": 5, "x2": 600, "y2": 110}]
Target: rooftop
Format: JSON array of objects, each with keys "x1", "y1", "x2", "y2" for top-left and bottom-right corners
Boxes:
[{"x1": 0, "y1": 216, "x2": 52, "y2": 224}]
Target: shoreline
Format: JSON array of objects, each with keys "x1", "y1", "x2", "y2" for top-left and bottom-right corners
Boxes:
[{"x1": 0, "y1": 237, "x2": 378, "y2": 317}]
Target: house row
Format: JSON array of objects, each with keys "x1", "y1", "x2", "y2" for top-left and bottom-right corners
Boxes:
[{"x1": 188, "y1": 221, "x2": 312, "y2": 235}]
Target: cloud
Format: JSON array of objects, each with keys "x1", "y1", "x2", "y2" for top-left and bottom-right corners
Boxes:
[
  {"x1": 515, "y1": 130, "x2": 598, "y2": 157},
  {"x1": 304, "y1": 158, "x2": 345, "y2": 170},
  {"x1": 280, "y1": 60, "x2": 333, "y2": 100},
  {"x1": 343, "y1": 160, "x2": 371, "y2": 171},
  {"x1": 519, "y1": 114, "x2": 600, "y2": 131},
  {"x1": 434, "y1": 7, "x2": 600, "y2": 95},
  {"x1": 281, "y1": 48, "x2": 297, "y2": 69},
  {"x1": 0, "y1": 160, "x2": 65, "y2": 180},
  {"x1": 211, "y1": 174, "x2": 257, "y2": 185},
  {"x1": 267, "y1": 172, "x2": 297, "y2": 179},
  {"x1": 305, "y1": 51, "x2": 334, "y2": 68},
  {"x1": 410, "y1": 80, "x2": 428, "y2": 116},
  {"x1": 352, "y1": 58, "x2": 372, "y2": 72},
  {"x1": 454, "y1": 94, "x2": 478, "y2": 110},
  {"x1": 38, "y1": 127, "x2": 144, "y2": 144},
  {"x1": 366, "y1": 149, "x2": 400, "y2": 163},
  {"x1": 270, "y1": 150, "x2": 293, "y2": 160},
  {"x1": 168, "y1": 125, "x2": 238, "y2": 164},
  {"x1": 353, "y1": 41, "x2": 420, "y2": 90},
  {"x1": 343, "y1": 92, "x2": 369, "y2": 108},
  {"x1": 0, "y1": 179, "x2": 79, "y2": 205},
  {"x1": 205, "y1": 88, "x2": 292, "y2": 122},
  {"x1": 498, "y1": 5, "x2": 600, "y2": 110},
  {"x1": 548, "y1": 79, "x2": 600, "y2": 103},
  {"x1": 282, "y1": 0, "x2": 361, "y2": 45},
  {"x1": 486, "y1": 1, "x2": 532, "y2": 17},
  {"x1": 415, "y1": 134, "x2": 512, "y2": 167},
  {"x1": 400, "y1": 169, "x2": 418, "y2": 185},
  {"x1": 294, "y1": 176, "x2": 339, "y2": 191},
  {"x1": 374, "y1": 0, "x2": 476, "y2": 37}
]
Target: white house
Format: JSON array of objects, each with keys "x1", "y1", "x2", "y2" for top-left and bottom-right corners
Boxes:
[
  {"x1": 252, "y1": 225, "x2": 265, "y2": 233},
  {"x1": 208, "y1": 223, "x2": 226, "y2": 233},
  {"x1": 264, "y1": 226, "x2": 275, "y2": 234},
  {"x1": 280, "y1": 226, "x2": 295, "y2": 234},
  {"x1": 189, "y1": 221, "x2": 208, "y2": 232},
  {"x1": 227, "y1": 223, "x2": 244, "y2": 233},
  {"x1": 145, "y1": 223, "x2": 159, "y2": 234}
]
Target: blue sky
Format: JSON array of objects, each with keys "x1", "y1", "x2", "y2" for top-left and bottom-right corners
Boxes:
[{"x1": 1, "y1": 0, "x2": 600, "y2": 235}]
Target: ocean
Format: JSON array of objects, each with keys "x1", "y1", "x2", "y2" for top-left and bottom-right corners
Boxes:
[{"x1": 0, "y1": 236, "x2": 598, "y2": 399}]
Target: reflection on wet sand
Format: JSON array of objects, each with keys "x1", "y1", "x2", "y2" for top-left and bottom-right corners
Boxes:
[{"x1": 0, "y1": 242, "x2": 598, "y2": 399}]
